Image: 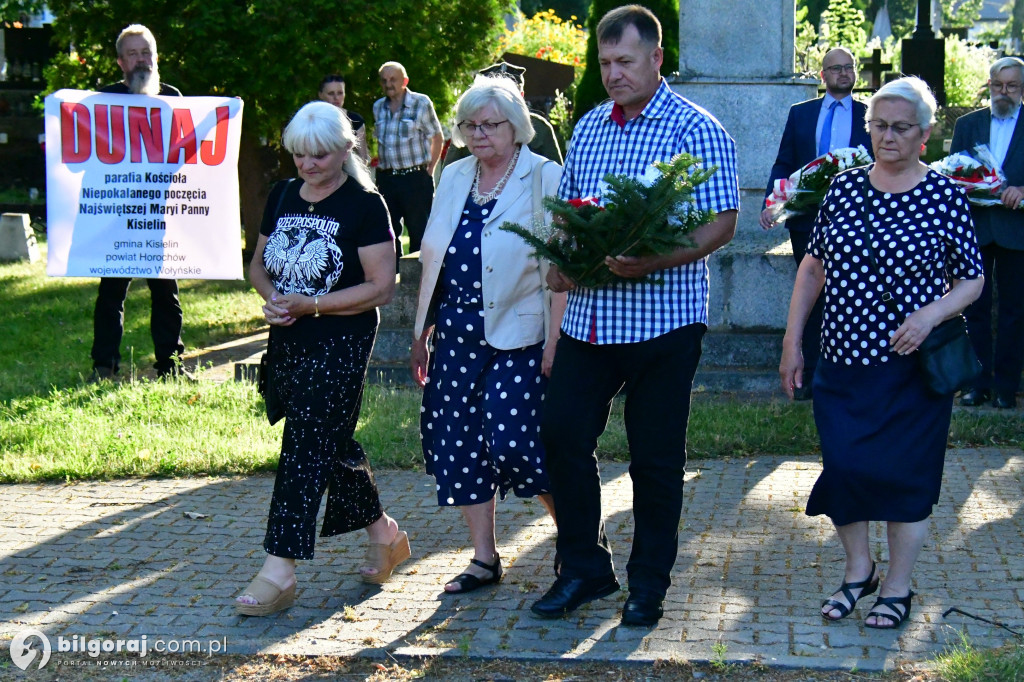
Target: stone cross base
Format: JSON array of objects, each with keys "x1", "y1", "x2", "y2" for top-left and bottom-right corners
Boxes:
[{"x1": 0, "y1": 212, "x2": 39, "y2": 263}]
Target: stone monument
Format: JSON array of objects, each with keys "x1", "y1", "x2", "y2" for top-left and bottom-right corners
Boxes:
[
  {"x1": 668, "y1": 0, "x2": 817, "y2": 388},
  {"x1": 0, "y1": 212, "x2": 39, "y2": 262}
]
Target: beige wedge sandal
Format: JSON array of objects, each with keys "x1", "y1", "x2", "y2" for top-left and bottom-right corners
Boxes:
[{"x1": 360, "y1": 530, "x2": 411, "y2": 584}]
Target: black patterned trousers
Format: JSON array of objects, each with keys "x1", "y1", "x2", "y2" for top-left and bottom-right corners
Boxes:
[{"x1": 263, "y1": 328, "x2": 383, "y2": 560}]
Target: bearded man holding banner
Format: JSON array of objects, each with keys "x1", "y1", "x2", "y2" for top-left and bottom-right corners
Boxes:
[{"x1": 89, "y1": 24, "x2": 187, "y2": 382}]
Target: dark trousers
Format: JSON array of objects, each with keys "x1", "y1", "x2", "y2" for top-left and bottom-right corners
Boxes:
[
  {"x1": 376, "y1": 169, "x2": 434, "y2": 259},
  {"x1": 91, "y1": 277, "x2": 184, "y2": 372},
  {"x1": 789, "y1": 229, "x2": 823, "y2": 377},
  {"x1": 964, "y1": 243, "x2": 1024, "y2": 395},
  {"x1": 540, "y1": 324, "x2": 705, "y2": 597},
  {"x1": 264, "y1": 329, "x2": 383, "y2": 560}
]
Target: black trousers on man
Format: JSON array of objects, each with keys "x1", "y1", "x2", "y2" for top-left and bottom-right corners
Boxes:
[
  {"x1": 540, "y1": 324, "x2": 705, "y2": 598},
  {"x1": 376, "y1": 168, "x2": 434, "y2": 261},
  {"x1": 964, "y1": 243, "x2": 1024, "y2": 397},
  {"x1": 789, "y1": 228, "x2": 823, "y2": 381},
  {"x1": 91, "y1": 277, "x2": 184, "y2": 373}
]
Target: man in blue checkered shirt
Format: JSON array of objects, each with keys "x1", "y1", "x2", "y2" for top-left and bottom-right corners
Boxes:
[{"x1": 531, "y1": 4, "x2": 739, "y2": 627}]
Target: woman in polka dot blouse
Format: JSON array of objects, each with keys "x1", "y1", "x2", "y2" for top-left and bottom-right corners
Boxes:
[
  {"x1": 780, "y1": 77, "x2": 984, "y2": 629},
  {"x1": 412, "y1": 78, "x2": 566, "y2": 594}
]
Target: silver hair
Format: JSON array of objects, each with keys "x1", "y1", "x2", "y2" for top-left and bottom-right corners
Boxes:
[
  {"x1": 115, "y1": 24, "x2": 157, "y2": 58},
  {"x1": 990, "y1": 56, "x2": 1024, "y2": 81},
  {"x1": 450, "y1": 76, "x2": 535, "y2": 148},
  {"x1": 282, "y1": 101, "x2": 372, "y2": 189},
  {"x1": 378, "y1": 61, "x2": 407, "y2": 78},
  {"x1": 865, "y1": 76, "x2": 937, "y2": 132}
]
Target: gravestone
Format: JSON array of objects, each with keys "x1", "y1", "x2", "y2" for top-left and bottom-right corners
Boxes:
[
  {"x1": 902, "y1": 0, "x2": 946, "y2": 105},
  {"x1": 671, "y1": 0, "x2": 816, "y2": 331},
  {"x1": 0, "y1": 212, "x2": 38, "y2": 262}
]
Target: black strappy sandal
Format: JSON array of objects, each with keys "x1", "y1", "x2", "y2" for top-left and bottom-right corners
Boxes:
[
  {"x1": 821, "y1": 561, "x2": 879, "y2": 621},
  {"x1": 444, "y1": 555, "x2": 502, "y2": 594},
  {"x1": 864, "y1": 591, "x2": 915, "y2": 629}
]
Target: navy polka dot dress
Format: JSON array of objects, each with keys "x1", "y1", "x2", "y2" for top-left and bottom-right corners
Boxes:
[
  {"x1": 420, "y1": 196, "x2": 551, "y2": 507},
  {"x1": 804, "y1": 167, "x2": 983, "y2": 525}
]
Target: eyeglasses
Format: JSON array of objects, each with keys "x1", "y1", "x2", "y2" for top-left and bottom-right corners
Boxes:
[
  {"x1": 457, "y1": 120, "x2": 509, "y2": 136},
  {"x1": 867, "y1": 120, "x2": 920, "y2": 136},
  {"x1": 824, "y1": 64, "x2": 857, "y2": 74},
  {"x1": 990, "y1": 80, "x2": 1022, "y2": 94}
]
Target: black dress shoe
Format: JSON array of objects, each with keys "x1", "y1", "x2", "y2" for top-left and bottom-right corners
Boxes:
[
  {"x1": 531, "y1": 574, "x2": 620, "y2": 618},
  {"x1": 959, "y1": 389, "x2": 990, "y2": 407},
  {"x1": 621, "y1": 592, "x2": 664, "y2": 626},
  {"x1": 992, "y1": 393, "x2": 1017, "y2": 409}
]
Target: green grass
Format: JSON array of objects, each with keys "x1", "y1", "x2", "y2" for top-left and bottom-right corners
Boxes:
[
  {"x1": 1, "y1": 249, "x2": 266, "y2": 401},
  {"x1": 934, "y1": 632, "x2": 1024, "y2": 681},
  {"x1": 2, "y1": 251, "x2": 1022, "y2": 483}
]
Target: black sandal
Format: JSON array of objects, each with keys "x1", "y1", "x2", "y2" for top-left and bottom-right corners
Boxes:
[
  {"x1": 821, "y1": 561, "x2": 879, "y2": 621},
  {"x1": 864, "y1": 591, "x2": 915, "y2": 629},
  {"x1": 445, "y1": 555, "x2": 502, "y2": 594}
]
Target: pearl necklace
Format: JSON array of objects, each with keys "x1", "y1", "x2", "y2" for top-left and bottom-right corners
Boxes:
[{"x1": 471, "y1": 146, "x2": 520, "y2": 205}]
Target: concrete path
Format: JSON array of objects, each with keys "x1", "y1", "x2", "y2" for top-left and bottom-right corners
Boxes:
[{"x1": 2, "y1": 450, "x2": 1023, "y2": 672}]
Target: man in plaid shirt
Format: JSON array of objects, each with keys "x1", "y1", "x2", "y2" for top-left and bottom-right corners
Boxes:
[
  {"x1": 372, "y1": 61, "x2": 443, "y2": 263},
  {"x1": 531, "y1": 4, "x2": 739, "y2": 626}
]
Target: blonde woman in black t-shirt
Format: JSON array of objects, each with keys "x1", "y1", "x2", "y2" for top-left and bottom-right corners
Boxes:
[{"x1": 236, "y1": 102, "x2": 408, "y2": 616}]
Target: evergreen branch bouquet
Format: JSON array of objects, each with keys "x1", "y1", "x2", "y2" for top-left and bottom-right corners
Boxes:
[
  {"x1": 765, "y1": 145, "x2": 872, "y2": 223},
  {"x1": 499, "y1": 153, "x2": 718, "y2": 288},
  {"x1": 930, "y1": 144, "x2": 1010, "y2": 207}
]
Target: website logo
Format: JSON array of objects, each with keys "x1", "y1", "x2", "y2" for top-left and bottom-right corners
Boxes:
[{"x1": 10, "y1": 628, "x2": 51, "y2": 670}]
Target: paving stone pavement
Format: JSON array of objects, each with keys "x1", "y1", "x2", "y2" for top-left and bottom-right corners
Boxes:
[{"x1": 1, "y1": 450, "x2": 1023, "y2": 672}]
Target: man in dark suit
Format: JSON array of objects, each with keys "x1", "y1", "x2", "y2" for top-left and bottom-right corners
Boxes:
[
  {"x1": 759, "y1": 47, "x2": 872, "y2": 399},
  {"x1": 950, "y1": 56, "x2": 1024, "y2": 409}
]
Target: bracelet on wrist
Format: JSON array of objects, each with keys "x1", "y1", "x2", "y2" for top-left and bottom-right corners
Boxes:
[{"x1": 314, "y1": 296, "x2": 321, "y2": 318}]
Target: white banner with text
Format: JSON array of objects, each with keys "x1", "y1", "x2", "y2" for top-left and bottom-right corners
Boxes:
[{"x1": 44, "y1": 89, "x2": 244, "y2": 279}]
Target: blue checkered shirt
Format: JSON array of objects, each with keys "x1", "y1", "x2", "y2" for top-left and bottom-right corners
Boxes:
[
  {"x1": 372, "y1": 89, "x2": 443, "y2": 170},
  {"x1": 558, "y1": 79, "x2": 740, "y2": 344}
]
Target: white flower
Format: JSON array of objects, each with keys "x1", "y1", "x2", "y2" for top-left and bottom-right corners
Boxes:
[{"x1": 830, "y1": 145, "x2": 871, "y2": 169}]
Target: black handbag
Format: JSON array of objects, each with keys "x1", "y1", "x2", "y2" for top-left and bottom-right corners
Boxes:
[
  {"x1": 256, "y1": 179, "x2": 295, "y2": 425},
  {"x1": 858, "y1": 176, "x2": 981, "y2": 395},
  {"x1": 914, "y1": 315, "x2": 982, "y2": 395},
  {"x1": 258, "y1": 346, "x2": 284, "y2": 425}
]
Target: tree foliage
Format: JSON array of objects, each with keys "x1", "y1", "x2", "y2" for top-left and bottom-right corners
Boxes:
[
  {"x1": 0, "y1": 0, "x2": 45, "y2": 23},
  {"x1": 43, "y1": 0, "x2": 511, "y2": 139},
  {"x1": 572, "y1": 0, "x2": 678, "y2": 122},
  {"x1": 1011, "y1": 0, "x2": 1024, "y2": 50},
  {"x1": 820, "y1": 0, "x2": 867, "y2": 50},
  {"x1": 520, "y1": 0, "x2": 588, "y2": 21},
  {"x1": 802, "y1": 0, "x2": 983, "y2": 39},
  {"x1": 41, "y1": 0, "x2": 512, "y2": 249}
]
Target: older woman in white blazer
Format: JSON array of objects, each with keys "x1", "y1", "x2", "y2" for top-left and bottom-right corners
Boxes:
[{"x1": 412, "y1": 77, "x2": 565, "y2": 595}]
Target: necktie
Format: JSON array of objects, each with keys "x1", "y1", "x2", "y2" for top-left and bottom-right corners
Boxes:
[{"x1": 818, "y1": 100, "x2": 839, "y2": 156}]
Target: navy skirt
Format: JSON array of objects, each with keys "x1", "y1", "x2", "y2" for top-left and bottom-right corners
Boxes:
[{"x1": 805, "y1": 354, "x2": 954, "y2": 526}]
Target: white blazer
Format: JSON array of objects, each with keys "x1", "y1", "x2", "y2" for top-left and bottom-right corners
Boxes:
[{"x1": 414, "y1": 148, "x2": 563, "y2": 350}]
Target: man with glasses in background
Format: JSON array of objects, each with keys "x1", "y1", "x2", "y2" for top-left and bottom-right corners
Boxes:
[
  {"x1": 759, "y1": 47, "x2": 872, "y2": 399},
  {"x1": 950, "y1": 57, "x2": 1024, "y2": 409},
  {"x1": 373, "y1": 61, "x2": 444, "y2": 265}
]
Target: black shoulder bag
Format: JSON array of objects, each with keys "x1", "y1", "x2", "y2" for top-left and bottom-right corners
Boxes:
[
  {"x1": 859, "y1": 176, "x2": 981, "y2": 395},
  {"x1": 257, "y1": 179, "x2": 294, "y2": 425}
]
